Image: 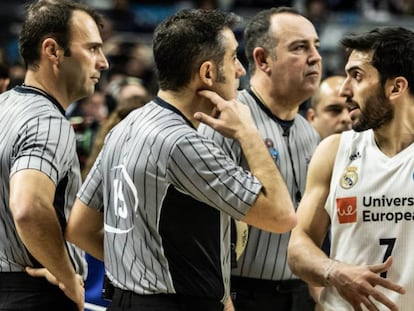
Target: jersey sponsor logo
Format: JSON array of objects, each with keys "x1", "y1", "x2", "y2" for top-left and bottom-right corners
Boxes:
[
  {"x1": 362, "y1": 195, "x2": 414, "y2": 223},
  {"x1": 104, "y1": 164, "x2": 138, "y2": 234},
  {"x1": 264, "y1": 138, "x2": 280, "y2": 166},
  {"x1": 336, "y1": 197, "x2": 357, "y2": 224},
  {"x1": 339, "y1": 166, "x2": 358, "y2": 189}
]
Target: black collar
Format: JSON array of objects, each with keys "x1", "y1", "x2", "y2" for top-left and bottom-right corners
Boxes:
[
  {"x1": 153, "y1": 96, "x2": 196, "y2": 130},
  {"x1": 16, "y1": 84, "x2": 66, "y2": 117}
]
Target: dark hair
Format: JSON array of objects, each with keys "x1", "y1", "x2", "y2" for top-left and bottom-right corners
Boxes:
[
  {"x1": 243, "y1": 7, "x2": 300, "y2": 73},
  {"x1": 19, "y1": 0, "x2": 104, "y2": 69},
  {"x1": 153, "y1": 8, "x2": 240, "y2": 91},
  {"x1": 341, "y1": 27, "x2": 414, "y2": 95}
]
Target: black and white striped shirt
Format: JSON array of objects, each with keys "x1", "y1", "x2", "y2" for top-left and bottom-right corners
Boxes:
[
  {"x1": 199, "y1": 89, "x2": 320, "y2": 281},
  {"x1": 0, "y1": 86, "x2": 85, "y2": 276},
  {"x1": 78, "y1": 97, "x2": 262, "y2": 301}
]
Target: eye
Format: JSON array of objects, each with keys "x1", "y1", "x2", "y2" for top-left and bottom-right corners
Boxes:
[
  {"x1": 350, "y1": 70, "x2": 362, "y2": 82},
  {"x1": 326, "y1": 105, "x2": 344, "y2": 115},
  {"x1": 294, "y1": 44, "x2": 306, "y2": 51}
]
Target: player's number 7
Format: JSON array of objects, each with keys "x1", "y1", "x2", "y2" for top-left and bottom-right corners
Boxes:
[{"x1": 379, "y1": 238, "x2": 396, "y2": 278}]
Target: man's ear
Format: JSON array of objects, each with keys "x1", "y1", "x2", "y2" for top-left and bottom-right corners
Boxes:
[
  {"x1": 42, "y1": 38, "x2": 61, "y2": 64},
  {"x1": 306, "y1": 108, "x2": 316, "y2": 123},
  {"x1": 199, "y1": 61, "x2": 215, "y2": 87},
  {"x1": 387, "y1": 77, "x2": 407, "y2": 100},
  {"x1": 253, "y1": 47, "x2": 270, "y2": 74}
]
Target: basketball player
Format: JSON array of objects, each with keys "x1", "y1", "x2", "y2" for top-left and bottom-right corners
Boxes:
[
  {"x1": 288, "y1": 26, "x2": 413, "y2": 310},
  {"x1": 65, "y1": 9, "x2": 296, "y2": 311},
  {"x1": 200, "y1": 7, "x2": 321, "y2": 310},
  {"x1": 0, "y1": 1, "x2": 108, "y2": 310}
]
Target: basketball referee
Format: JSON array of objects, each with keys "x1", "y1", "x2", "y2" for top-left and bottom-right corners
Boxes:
[
  {"x1": 200, "y1": 7, "x2": 321, "y2": 311},
  {"x1": 0, "y1": 1, "x2": 108, "y2": 310},
  {"x1": 66, "y1": 9, "x2": 296, "y2": 311}
]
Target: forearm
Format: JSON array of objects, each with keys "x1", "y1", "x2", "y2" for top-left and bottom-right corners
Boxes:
[
  {"x1": 237, "y1": 129, "x2": 296, "y2": 232},
  {"x1": 68, "y1": 229, "x2": 104, "y2": 261},
  {"x1": 66, "y1": 199, "x2": 104, "y2": 261},
  {"x1": 15, "y1": 207, "x2": 78, "y2": 284},
  {"x1": 288, "y1": 230, "x2": 334, "y2": 287}
]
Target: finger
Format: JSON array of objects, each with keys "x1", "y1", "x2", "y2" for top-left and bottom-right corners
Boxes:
[
  {"x1": 25, "y1": 267, "x2": 46, "y2": 278},
  {"x1": 360, "y1": 295, "x2": 379, "y2": 311},
  {"x1": 369, "y1": 257, "x2": 392, "y2": 274},
  {"x1": 198, "y1": 89, "x2": 220, "y2": 105},
  {"x1": 368, "y1": 288, "x2": 399, "y2": 311},
  {"x1": 194, "y1": 111, "x2": 220, "y2": 128},
  {"x1": 373, "y1": 275, "x2": 405, "y2": 294}
]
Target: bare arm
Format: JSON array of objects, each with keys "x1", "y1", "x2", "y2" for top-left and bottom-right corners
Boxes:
[
  {"x1": 287, "y1": 135, "x2": 405, "y2": 311},
  {"x1": 65, "y1": 199, "x2": 104, "y2": 261},
  {"x1": 287, "y1": 135, "x2": 338, "y2": 285},
  {"x1": 195, "y1": 90, "x2": 296, "y2": 233},
  {"x1": 10, "y1": 169, "x2": 84, "y2": 310}
]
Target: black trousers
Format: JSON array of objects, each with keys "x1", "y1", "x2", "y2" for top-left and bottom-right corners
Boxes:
[
  {"x1": 231, "y1": 276, "x2": 315, "y2": 311},
  {"x1": 108, "y1": 288, "x2": 225, "y2": 311},
  {"x1": 0, "y1": 272, "x2": 77, "y2": 311}
]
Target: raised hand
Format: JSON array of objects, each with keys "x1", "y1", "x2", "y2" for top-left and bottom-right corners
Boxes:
[{"x1": 327, "y1": 257, "x2": 405, "y2": 311}]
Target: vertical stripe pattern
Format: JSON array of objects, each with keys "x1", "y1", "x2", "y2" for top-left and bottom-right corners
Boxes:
[
  {"x1": 199, "y1": 89, "x2": 320, "y2": 281},
  {"x1": 78, "y1": 97, "x2": 262, "y2": 300},
  {"x1": 0, "y1": 86, "x2": 85, "y2": 276}
]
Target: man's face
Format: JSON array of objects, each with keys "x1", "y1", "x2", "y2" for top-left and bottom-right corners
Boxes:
[
  {"x1": 309, "y1": 77, "x2": 352, "y2": 139},
  {"x1": 60, "y1": 10, "x2": 109, "y2": 102},
  {"x1": 213, "y1": 28, "x2": 246, "y2": 101},
  {"x1": 267, "y1": 13, "x2": 322, "y2": 102},
  {"x1": 340, "y1": 50, "x2": 393, "y2": 132}
]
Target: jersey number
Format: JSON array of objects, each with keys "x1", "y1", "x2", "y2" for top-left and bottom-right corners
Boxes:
[
  {"x1": 379, "y1": 238, "x2": 396, "y2": 278},
  {"x1": 114, "y1": 179, "x2": 127, "y2": 218}
]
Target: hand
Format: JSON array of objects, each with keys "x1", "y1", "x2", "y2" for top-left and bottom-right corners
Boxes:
[
  {"x1": 26, "y1": 267, "x2": 85, "y2": 311},
  {"x1": 223, "y1": 296, "x2": 235, "y2": 311},
  {"x1": 195, "y1": 90, "x2": 257, "y2": 140},
  {"x1": 328, "y1": 257, "x2": 405, "y2": 311}
]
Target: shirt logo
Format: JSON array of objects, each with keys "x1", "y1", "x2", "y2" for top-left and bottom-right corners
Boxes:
[
  {"x1": 339, "y1": 166, "x2": 358, "y2": 189},
  {"x1": 264, "y1": 138, "x2": 279, "y2": 166},
  {"x1": 336, "y1": 197, "x2": 357, "y2": 224}
]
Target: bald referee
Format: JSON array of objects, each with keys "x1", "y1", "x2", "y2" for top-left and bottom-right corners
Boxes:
[
  {"x1": 199, "y1": 7, "x2": 321, "y2": 311},
  {"x1": 0, "y1": 1, "x2": 108, "y2": 310},
  {"x1": 66, "y1": 8, "x2": 296, "y2": 311}
]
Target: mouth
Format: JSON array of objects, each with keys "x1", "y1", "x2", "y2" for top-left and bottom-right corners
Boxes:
[{"x1": 346, "y1": 98, "x2": 359, "y2": 112}]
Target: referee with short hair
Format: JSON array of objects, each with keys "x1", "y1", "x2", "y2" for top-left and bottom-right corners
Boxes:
[
  {"x1": 0, "y1": 1, "x2": 109, "y2": 310},
  {"x1": 66, "y1": 8, "x2": 296, "y2": 311}
]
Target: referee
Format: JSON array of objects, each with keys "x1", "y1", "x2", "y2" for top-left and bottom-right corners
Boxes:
[
  {"x1": 199, "y1": 7, "x2": 321, "y2": 311},
  {"x1": 0, "y1": 1, "x2": 108, "y2": 310},
  {"x1": 66, "y1": 8, "x2": 296, "y2": 311}
]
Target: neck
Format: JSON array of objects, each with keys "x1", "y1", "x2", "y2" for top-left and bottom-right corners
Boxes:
[
  {"x1": 250, "y1": 83, "x2": 298, "y2": 120},
  {"x1": 157, "y1": 89, "x2": 205, "y2": 128},
  {"x1": 24, "y1": 71, "x2": 69, "y2": 110}
]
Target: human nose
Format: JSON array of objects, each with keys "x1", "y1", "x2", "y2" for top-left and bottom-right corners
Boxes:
[
  {"x1": 340, "y1": 109, "x2": 352, "y2": 125},
  {"x1": 236, "y1": 58, "x2": 246, "y2": 78},
  {"x1": 309, "y1": 45, "x2": 322, "y2": 64},
  {"x1": 339, "y1": 77, "x2": 352, "y2": 98},
  {"x1": 97, "y1": 49, "x2": 109, "y2": 71}
]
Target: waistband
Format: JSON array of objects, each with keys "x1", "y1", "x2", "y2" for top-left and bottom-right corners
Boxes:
[
  {"x1": 112, "y1": 287, "x2": 224, "y2": 311},
  {"x1": 231, "y1": 276, "x2": 307, "y2": 293},
  {"x1": 0, "y1": 272, "x2": 56, "y2": 290}
]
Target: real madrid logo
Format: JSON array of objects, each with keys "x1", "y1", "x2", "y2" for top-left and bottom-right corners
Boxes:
[{"x1": 340, "y1": 166, "x2": 358, "y2": 189}]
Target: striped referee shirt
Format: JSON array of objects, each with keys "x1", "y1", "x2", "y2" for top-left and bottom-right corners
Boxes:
[
  {"x1": 199, "y1": 89, "x2": 320, "y2": 281},
  {"x1": 78, "y1": 97, "x2": 262, "y2": 301},
  {"x1": 0, "y1": 86, "x2": 86, "y2": 276}
]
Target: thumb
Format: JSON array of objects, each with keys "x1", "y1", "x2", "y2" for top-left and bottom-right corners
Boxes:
[
  {"x1": 369, "y1": 256, "x2": 392, "y2": 274},
  {"x1": 25, "y1": 266, "x2": 43, "y2": 278}
]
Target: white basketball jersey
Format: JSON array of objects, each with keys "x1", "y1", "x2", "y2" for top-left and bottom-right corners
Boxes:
[{"x1": 321, "y1": 130, "x2": 414, "y2": 310}]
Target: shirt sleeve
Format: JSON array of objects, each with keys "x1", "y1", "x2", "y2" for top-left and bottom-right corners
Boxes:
[
  {"x1": 167, "y1": 131, "x2": 262, "y2": 220},
  {"x1": 11, "y1": 112, "x2": 76, "y2": 185}
]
